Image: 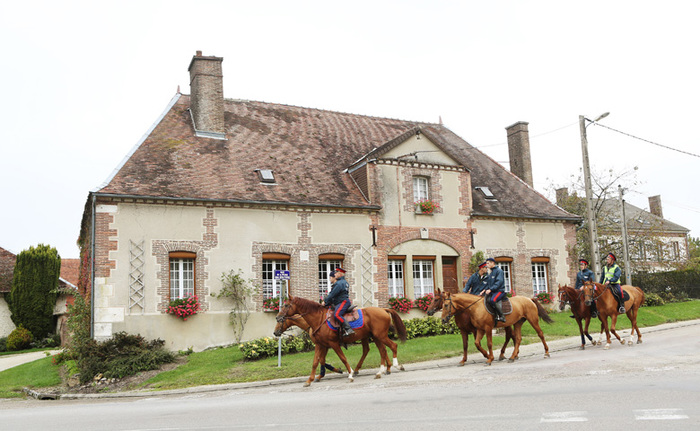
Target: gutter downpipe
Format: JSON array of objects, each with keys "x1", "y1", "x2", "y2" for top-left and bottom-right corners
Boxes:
[{"x1": 90, "y1": 192, "x2": 96, "y2": 339}]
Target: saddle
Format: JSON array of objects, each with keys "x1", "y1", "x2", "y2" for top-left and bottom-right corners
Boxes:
[
  {"x1": 484, "y1": 297, "x2": 512, "y2": 317},
  {"x1": 325, "y1": 306, "x2": 364, "y2": 331},
  {"x1": 610, "y1": 286, "x2": 630, "y2": 302}
]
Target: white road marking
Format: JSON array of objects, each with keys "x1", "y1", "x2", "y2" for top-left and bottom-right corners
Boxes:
[
  {"x1": 541, "y1": 411, "x2": 588, "y2": 422},
  {"x1": 634, "y1": 409, "x2": 689, "y2": 420}
]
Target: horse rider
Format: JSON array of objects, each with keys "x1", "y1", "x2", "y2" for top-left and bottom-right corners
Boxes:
[
  {"x1": 484, "y1": 258, "x2": 506, "y2": 322},
  {"x1": 600, "y1": 252, "x2": 625, "y2": 313},
  {"x1": 463, "y1": 261, "x2": 489, "y2": 295},
  {"x1": 324, "y1": 267, "x2": 354, "y2": 337},
  {"x1": 572, "y1": 258, "x2": 597, "y2": 318}
]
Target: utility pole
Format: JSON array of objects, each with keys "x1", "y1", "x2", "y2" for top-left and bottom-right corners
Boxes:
[
  {"x1": 579, "y1": 112, "x2": 609, "y2": 279},
  {"x1": 618, "y1": 185, "x2": 632, "y2": 285}
]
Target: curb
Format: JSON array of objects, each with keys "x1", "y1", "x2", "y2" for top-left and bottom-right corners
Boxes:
[{"x1": 27, "y1": 318, "x2": 700, "y2": 400}]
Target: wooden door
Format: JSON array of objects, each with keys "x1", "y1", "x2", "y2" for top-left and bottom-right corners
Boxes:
[{"x1": 441, "y1": 257, "x2": 458, "y2": 294}]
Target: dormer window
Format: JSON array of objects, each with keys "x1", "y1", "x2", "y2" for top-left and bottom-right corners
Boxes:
[
  {"x1": 475, "y1": 186, "x2": 496, "y2": 200},
  {"x1": 255, "y1": 169, "x2": 276, "y2": 184}
]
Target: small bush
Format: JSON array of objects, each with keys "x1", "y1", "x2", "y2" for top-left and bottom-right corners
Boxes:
[
  {"x1": 75, "y1": 332, "x2": 175, "y2": 384},
  {"x1": 645, "y1": 292, "x2": 665, "y2": 307},
  {"x1": 31, "y1": 333, "x2": 61, "y2": 349},
  {"x1": 0, "y1": 337, "x2": 7, "y2": 352},
  {"x1": 6, "y1": 326, "x2": 33, "y2": 351},
  {"x1": 401, "y1": 316, "x2": 459, "y2": 339}
]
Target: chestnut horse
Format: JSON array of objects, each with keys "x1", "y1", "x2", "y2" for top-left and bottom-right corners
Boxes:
[
  {"x1": 557, "y1": 284, "x2": 602, "y2": 349},
  {"x1": 273, "y1": 314, "x2": 350, "y2": 381},
  {"x1": 276, "y1": 296, "x2": 407, "y2": 387},
  {"x1": 427, "y1": 288, "x2": 515, "y2": 365},
  {"x1": 582, "y1": 281, "x2": 645, "y2": 349},
  {"x1": 440, "y1": 291, "x2": 553, "y2": 365}
]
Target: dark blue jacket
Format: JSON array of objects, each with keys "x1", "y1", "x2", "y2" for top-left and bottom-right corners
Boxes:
[
  {"x1": 463, "y1": 272, "x2": 488, "y2": 295},
  {"x1": 487, "y1": 266, "x2": 505, "y2": 294},
  {"x1": 324, "y1": 276, "x2": 350, "y2": 307},
  {"x1": 575, "y1": 268, "x2": 595, "y2": 289}
]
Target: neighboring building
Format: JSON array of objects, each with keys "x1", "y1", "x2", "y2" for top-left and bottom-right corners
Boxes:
[
  {"x1": 0, "y1": 246, "x2": 78, "y2": 341},
  {"x1": 78, "y1": 51, "x2": 581, "y2": 351},
  {"x1": 556, "y1": 189, "x2": 690, "y2": 274}
]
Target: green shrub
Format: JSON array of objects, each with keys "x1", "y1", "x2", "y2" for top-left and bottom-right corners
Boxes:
[
  {"x1": 31, "y1": 333, "x2": 61, "y2": 349},
  {"x1": 6, "y1": 326, "x2": 33, "y2": 351},
  {"x1": 75, "y1": 332, "x2": 175, "y2": 384},
  {"x1": 401, "y1": 316, "x2": 459, "y2": 339},
  {"x1": 644, "y1": 292, "x2": 665, "y2": 307},
  {"x1": 0, "y1": 337, "x2": 7, "y2": 352},
  {"x1": 239, "y1": 332, "x2": 315, "y2": 360}
]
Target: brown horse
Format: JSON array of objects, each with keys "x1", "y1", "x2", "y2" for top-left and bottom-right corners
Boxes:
[
  {"x1": 440, "y1": 291, "x2": 553, "y2": 365},
  {"x1": 276, "y1": 296, "x2": 407, "y2": 386},
  {"x1": 557, "y1": 284, "x2": 602, "y2": 349},
  {"x1": 273, "y1": 313, "x2": 351, "y2": 381},
  {"x1": 582, "y1": 281, "x2": 645, "y2": 349},
  {"x1": 427, "y1": 288, "x2": 515, "y2": 365}
]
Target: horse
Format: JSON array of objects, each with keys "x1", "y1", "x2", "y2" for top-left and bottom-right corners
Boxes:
[
  {"x1": 440, "y1": 291, "x2": 553, "y2": 365},
  {"x1": 582, "y1": 281, "x2": 645, "y2": 349},
  {"x1": 276, "y1": 296, "x2": 407, "y2": 387},
  {"x1": 273, "y1": 313, "x2": 351, "y2": 381},
  {"x1": 426, "y1": 288, "x2": 515, "y2": 365},
  {"x1": 557, "y1": 284, "x2": 602, "y2": 349}
]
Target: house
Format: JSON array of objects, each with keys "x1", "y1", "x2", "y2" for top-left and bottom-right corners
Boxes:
[
  {"x1": 78, "y1": 51, "x2": 581, "y2": 351},
  {"x1": 0, "y1": 245, "x2": 79, "y2": 342},
  {"x1": 556, "y1": 188, "x2": 690, "y2": 274}
]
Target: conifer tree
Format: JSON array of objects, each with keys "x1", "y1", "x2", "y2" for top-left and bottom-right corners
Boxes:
[{"x1": 9, "y1": 244, "x2": 60, "y2": 339}]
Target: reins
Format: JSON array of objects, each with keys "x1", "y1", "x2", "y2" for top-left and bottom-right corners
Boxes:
[{"x1": 444, "y1": 294, "x2": 483, "y2": 319}]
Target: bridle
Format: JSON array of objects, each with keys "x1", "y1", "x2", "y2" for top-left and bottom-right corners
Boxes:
[
  {"x1": 558, "y1": 286, "x2": 583, "y2": 310},
  {"x1": 583, "y1": 282, "x2": 607, "y2": 303},
  {"x1": 442, "y1": 294, "x2": 483, "y2": 321}
]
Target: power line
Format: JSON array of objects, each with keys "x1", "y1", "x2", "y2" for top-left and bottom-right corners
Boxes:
[
  {"x1": 476, "y1": 121, "x2": 578, "y2": 149},
  {"x1": 593, "y1": 123, "x2": 700, "y2": 159}
]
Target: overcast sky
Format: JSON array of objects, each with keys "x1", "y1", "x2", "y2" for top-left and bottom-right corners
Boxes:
[{"x1": 1, "y1": 0, "x2": 698, "y2": 259}]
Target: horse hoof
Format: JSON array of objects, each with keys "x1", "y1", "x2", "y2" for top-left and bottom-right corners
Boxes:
[
  {"x1": 399, "y1": 365, "x2": 405, "y2": 371},
  {"x1": 544, "y1": 353, "x2": 550, "y2": 358},
  {"x1": 314, "y1": 377, "x2": 321, "y2": 382},
  {"x1": 580, "y1": 345, "x2": 585, "y2": 350},
  {"x1": 628, "y1": 341, "x2": 633, "y2": 346},
  {"x1": 604, "y1": 344, "x2": 610, "y2": 350},
  {"x1": 303, "y1": 382, "x2": 311, "y2": 387},
  {"x1": 637, "y1": 339, "x2": 643, "y2": 344},
  {"x1": 498, "y1": 356, "x2": 506, "y2": 361},
  {"x1": 386, "y1": 370, "x2": 391, "y2": 375},
  {"x1": 374, "y1": 373, "x2": 382, "y2": 379},
  {"x1": 458, "y1": 362, "x2": 466, "y2": 367},
  {"x1": 508, "y1": 358, "x2": 514, "y2": 363}
]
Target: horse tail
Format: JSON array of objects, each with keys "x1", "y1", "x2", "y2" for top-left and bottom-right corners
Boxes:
[
  {"x1": 531, "y1": 298, "x2": 554, "y2": 324},
  {"x1": 386, "y1": 308, "x2": 408, "y2": 342}
]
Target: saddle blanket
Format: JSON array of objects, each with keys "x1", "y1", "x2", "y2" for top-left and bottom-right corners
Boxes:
[{"x1": 326, "y1": 309, "x2": 365, "y2": 331}]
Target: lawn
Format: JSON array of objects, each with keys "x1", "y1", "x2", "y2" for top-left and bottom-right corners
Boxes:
[{"x1": 1, "y1": 300, "x2": 699, "y2": 397}]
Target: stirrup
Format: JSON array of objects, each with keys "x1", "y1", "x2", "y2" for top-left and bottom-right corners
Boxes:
[{"x1": 618, "y1": 306, "x2": 626, "y2": 313}]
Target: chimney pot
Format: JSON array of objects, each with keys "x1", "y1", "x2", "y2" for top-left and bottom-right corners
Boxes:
[{"x1": 196, "y1": 50, "x2": 202, "y2": 56}]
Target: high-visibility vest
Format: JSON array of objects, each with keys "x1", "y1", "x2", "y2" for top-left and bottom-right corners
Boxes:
[{"x1": 603, "y1": 264, "x2": 620, "y2": 284}]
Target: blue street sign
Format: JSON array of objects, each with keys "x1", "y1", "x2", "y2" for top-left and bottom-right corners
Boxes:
[{"x1": 274, "y1": 270, "x2": 290, "y2": 280}]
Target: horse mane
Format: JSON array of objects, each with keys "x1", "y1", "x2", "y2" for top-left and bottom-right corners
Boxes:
[{"x1": 291, "y1": 296, "x2": 326, "y2": 314}]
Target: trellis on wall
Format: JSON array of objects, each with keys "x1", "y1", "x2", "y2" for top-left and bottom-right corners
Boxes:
[
  {"x1": 360, "y1": 245, "x2": 374, "y2": 307},
  {"x1": 129, "y1": 239, "x2": 145, "y2": 314}
]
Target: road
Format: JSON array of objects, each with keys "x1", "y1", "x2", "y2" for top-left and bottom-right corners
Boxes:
[{"x1": 1, "y1": 321, "x2": 699, "y2": 430}]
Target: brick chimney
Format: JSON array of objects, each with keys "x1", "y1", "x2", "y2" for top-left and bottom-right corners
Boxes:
[
  {"x1": 649, "y1": 195, "x2": 663, "y2": 219},
  {"x1": 188, "y1": 51, "x2": 225, "y2": 138},
  {"x1": 555, "y1": 187, "x2": 569, "y2": 206},
  {"x1": 506, "y1": 121, "x2": 533, "y2": 187}
]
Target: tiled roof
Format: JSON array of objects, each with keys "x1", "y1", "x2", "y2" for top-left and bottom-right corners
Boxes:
[
  {"x1": 600, "y1": 200, "x2": 689, "y2": 233},
  {"x1": 98, "y1": 95, "x2": 579, "y2": 222}
]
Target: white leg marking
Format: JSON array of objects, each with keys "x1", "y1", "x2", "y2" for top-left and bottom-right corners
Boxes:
[{"x1": 393, "y1": 357, "x2": 399, "y2": 367}]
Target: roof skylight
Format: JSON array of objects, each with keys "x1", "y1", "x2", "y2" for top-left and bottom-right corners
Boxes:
[
  {"x1": 475, "y1": 186, "x2": 496, "y2": 199},
  {"x1": 256, "y1": 169, "x2": 276, "y2": 184}
]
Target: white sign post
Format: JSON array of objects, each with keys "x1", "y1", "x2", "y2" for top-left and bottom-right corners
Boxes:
[{"x1": 274, "y1": 270, "x2": 291, "y2": 367}]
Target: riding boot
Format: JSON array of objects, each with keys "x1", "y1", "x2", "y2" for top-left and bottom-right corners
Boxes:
[
  {"x1": 590, "y1": 302, "x2": 598, "y2": 318},
  {"x1": 494, "y1": 302, "x2": 506, "y2": 322},
  {"x1": 341, "y1": 321, "x2": 355, "y2": 337},
  {"x1": 618, "y1": 300, "x2": 626, "y2": 314}
]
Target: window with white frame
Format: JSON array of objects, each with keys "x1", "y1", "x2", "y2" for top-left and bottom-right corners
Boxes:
[
  {"x1": 388, "y1": 258, "x2": 405, "y2": 298},
  {"x1": 170, "y1": 253, "x2": 195, "y2": 300},
  {"x1": 412, "y1": 259, "x2": 435, "y2": 297},
  {"x1": 531, "y1": 262, "x2": 548, "y2": 295},
  {"x1": 496, "y1": 261, "x2": 512, "y2": 293},
  {"x1": 318, "y1": 256, "x2": 343, "y2": 300},
  {"x1": 263, "y1": 256, "x2": 289, "y2": 300},
  {"x1": 413, "y1": 176, "x2": 429, "y2": 202},
  {"x1": 672, "y1": 241, "x2": 680, "y2": 260}
]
